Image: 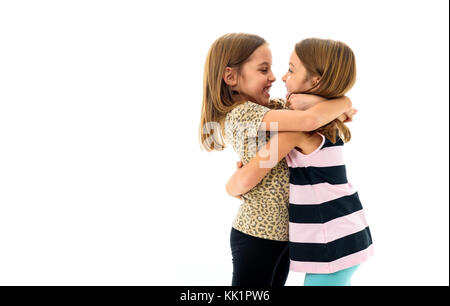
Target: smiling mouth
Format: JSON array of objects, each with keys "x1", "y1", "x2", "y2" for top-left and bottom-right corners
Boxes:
[{"x1": 263, "y1": 86, "x2": 271, "y2": 96}]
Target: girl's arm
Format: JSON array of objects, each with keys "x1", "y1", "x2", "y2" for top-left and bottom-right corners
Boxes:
[
  {"x1": 225, "y1": 131, "x2": 304, "y2": 197},
  {"x1": 287, "y1": 93, "x2": 356, "y2": 123},
  {"x1": 260, "y1": 96, "x2": 352, "y2": 132},
  {"x1": 226, "y1": 95, "x2": 356, "y2": 198}
]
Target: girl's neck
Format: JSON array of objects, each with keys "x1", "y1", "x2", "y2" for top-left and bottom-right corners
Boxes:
[
  {"x1": 232, "y1": 93, "x2": 247, "y2": 103},
  {"x1": 232, "y1": 93, "x2": 268, "y2": 107}
]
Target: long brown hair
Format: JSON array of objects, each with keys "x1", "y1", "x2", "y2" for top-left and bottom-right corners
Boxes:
[
  {"x1": 199, "y1": 33, "x2": 266, "y2": 152},
  {"x1": 295, "y1": 38, "x2": 356, "y2": 143}
]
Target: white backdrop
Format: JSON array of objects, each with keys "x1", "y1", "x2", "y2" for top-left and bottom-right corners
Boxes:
[{"x1": 0, "y1": 0, "x2": 448, "y2": 286}]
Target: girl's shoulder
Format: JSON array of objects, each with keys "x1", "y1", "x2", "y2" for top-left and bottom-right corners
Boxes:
[
  {"x1": 321, "y1": 133, "x2": 345, "y2": 149},
  {"x1": 224, "y1": 99, "x2": 289, "y2": 135},
  {"x1": 224, "y1": 101, "x2": 272, "y2": 142},
  {"x1": 226, "y1": 98, "x2": 287, "y2": 120},
  {"x1": 225, "y1": 101, "x2": 269, "y2": 123}
]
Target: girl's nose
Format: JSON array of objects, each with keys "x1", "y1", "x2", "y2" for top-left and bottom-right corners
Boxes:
[
  {"x1": 282, "y1": 73, "x2": 287, "y2": 82},
  {"x1": 269, "y1": 71, "x2": 276, "y2": 82}
]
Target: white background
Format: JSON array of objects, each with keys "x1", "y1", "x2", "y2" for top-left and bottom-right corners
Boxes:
[{"x1": 0, "y1": 0, "x2": 448, "y2": 286}]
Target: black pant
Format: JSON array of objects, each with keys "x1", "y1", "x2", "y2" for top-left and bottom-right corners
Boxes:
[{"x1": 230, "y1": 227, "x2": 290, "y2": 286}]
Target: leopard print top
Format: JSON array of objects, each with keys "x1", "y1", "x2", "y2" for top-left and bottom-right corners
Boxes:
[{"x1": 224, "y1": 99, "x2": 290, "y2": 241}]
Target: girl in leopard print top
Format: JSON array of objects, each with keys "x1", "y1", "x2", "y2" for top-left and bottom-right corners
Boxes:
[{"x1": 199, "y1": 33, "x2": 353, "y2": 286}]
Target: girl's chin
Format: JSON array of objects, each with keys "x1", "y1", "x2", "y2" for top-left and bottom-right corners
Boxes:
[
  {"x1": 260, "y1": 96, "x2": 271, "y2": 105},
  {"x1": 250, "y1": 95, "x2": 270, "y2": 105}
]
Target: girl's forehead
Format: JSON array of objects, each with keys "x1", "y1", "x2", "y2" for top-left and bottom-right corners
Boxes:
[
  {"x1": 248, "y1": 44, "x2": 272, "y2": 63},
  {"x1": 290, "y1": 51, "x2": 299, "y2": 63}
]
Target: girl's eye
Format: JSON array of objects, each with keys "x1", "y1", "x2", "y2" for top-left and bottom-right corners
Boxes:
[{"x1": 260, "y1": 69, "x2": 268, "y2": 73}]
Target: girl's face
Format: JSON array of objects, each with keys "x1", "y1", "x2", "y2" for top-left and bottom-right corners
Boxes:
[
  {"x1": 282, "y1": 51, "x2": 319, "y2": 96},
  {"x1": 233, "y1": 44, "x2": 276, "y2": 106}
]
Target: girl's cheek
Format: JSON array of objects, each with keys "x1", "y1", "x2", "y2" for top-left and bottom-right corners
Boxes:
[{"x1": 286, "y1": 76, "x2": 291, "y2": 86}]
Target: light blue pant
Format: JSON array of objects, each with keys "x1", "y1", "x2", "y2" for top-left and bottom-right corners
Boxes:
[{"x1": 304, "y1": 265, "x2": 360, "y2": 286}]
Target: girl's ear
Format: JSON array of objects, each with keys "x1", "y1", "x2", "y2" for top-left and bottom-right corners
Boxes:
[
  {"x1": 311, "y1": 75, "x2": 321, "y2": 88},
  {"x1": 223, "y1": 67, "x2": 238, "y2": 86}
]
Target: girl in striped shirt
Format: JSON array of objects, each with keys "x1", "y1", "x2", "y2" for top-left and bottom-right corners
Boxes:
[
  {"x1": 200, "y1": 33, "x2": 353, "y2": 286},
  {"x1": 226, "y1": 38, "x2": 373, "y2": 286}
]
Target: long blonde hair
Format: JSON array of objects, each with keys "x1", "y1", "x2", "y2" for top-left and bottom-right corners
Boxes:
[
  {"x1": 199, "y1": 33, "x2": 266, "y2": 152},
  {"x1": 295, "y1": 38, "x2": 356, "y2": 143}
]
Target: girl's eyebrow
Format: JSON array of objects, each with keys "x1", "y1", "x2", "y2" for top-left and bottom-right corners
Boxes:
[{"x1": 257, "y1": 61, "x2": 270, "y2": 66}]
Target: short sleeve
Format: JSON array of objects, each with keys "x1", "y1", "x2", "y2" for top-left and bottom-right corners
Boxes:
[{"x1": 224, "y1": 101, "x2": 271, "y2": 157}]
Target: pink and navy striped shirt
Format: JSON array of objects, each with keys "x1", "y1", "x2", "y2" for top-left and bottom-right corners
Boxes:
[{"x1": 285, "y1": 133, "x2": 374, "y2": 274}]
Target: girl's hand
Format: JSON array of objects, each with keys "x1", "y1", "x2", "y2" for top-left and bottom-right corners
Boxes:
[
  {"x1": 286, "y1": 93, "x2": 327, "y2": 110},
  {"x1": 337, "y1": 108, "x2": 358, "y2": 123},
  {"x1": 232, "y1": 161, "x2": 244, "y2": 200}
]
